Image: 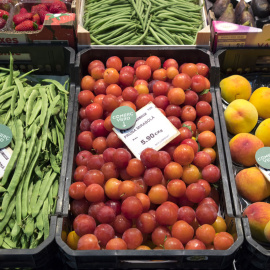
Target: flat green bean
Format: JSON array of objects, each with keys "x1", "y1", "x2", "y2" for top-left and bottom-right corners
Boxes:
[
  {"x1": 0, "y1": 141, "x2": 26, "y2": 220},
  {"x1": 0, "y1": 119, "x2": 23, "y2": 187}
]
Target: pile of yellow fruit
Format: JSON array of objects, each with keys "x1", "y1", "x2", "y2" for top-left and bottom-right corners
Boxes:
[{"x1": 220, "y1": 75, "x2": 270, "y2": 147}]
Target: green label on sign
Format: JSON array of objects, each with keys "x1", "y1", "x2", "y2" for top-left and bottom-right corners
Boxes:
[
  {"x1": 256, "y1": 147, "x2": 270, "y2": 170},
  {"x1": 0, "y1": 125, "x2": 12, "y2": 149},
  {"x1": 111, "y1": 106, "x2": 136, "y2": 130}
]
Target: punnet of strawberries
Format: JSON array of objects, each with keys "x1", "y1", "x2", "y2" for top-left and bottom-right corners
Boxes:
[
  {"x1": 0, "y1": 9, "x2": 9, "y2": 30},
  {"x1": 14, "y1": 0, "x2": 68, "y2": 31}
]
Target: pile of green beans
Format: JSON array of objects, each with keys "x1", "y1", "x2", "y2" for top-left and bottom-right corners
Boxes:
[
  {"x1": 0, "y1": 55, "x2": 69, "y2": 249},
  {"x1": 83, "y1": 0, "x2": 203, "y2": 45}
]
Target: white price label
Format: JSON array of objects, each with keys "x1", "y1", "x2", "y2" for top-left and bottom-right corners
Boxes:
[
  {"x1": 0, "y1": 147, "x2": 12, "y2": 179},
  {"x1": 256, "y1": 164, "x2": 270, "y2": 183},
  {"x1": 113, "y1": 102, "x2": 180, "y2": 159}
]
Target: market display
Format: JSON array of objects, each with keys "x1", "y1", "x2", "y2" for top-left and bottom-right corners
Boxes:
[
  {"x1": 0, "y1": 55, "x2": 69, "y2": 249},
  {"x1": 64, "y1": 54, "x2": 238, "y2": 251},
  {"x1": 83, "y1": 0, "x2": 204, "y2": 45}
]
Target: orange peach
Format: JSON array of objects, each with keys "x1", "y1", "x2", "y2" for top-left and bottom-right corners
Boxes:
[
  {"x1": 243, "y1": 202, "x2": 270, "y2": 242},
  {"x1": 235, "y1": 167, "x2": 270, "y2": 202},
  {"x1": 229, "y1": 133, "x2": 264, "y2": 167}
]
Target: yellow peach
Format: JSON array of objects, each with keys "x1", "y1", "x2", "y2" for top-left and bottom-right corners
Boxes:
[
  {"x1": 255, "y1": 118, "x2": 270, "y2": 147},
  {"x1": 220, "y1": 75, "x2": 251, "y2": 103},
  {"x1": 224, "y1": 99, "x2": 258, "y2": 134},
  {"x1": 249, "y1": 87, "x2": 270, "y2": 119}
]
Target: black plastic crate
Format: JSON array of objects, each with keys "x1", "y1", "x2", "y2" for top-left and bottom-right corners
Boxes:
[
  {"x1": 214, "y1": 48, "x2": 270, "y2": 269},
  {"x1": 55, "y1": 46, "x2": 243, "y2": 270},
  {"x1": 0, "y1": 44, "x2": 75, "y2": 269}
]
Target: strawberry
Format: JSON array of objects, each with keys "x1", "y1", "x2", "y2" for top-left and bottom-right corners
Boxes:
[
  {"x1": 49, "y1": 1, "x2": 67, "y2": 13},
  {"x1": 19, "y1": 8, "x2": 28, "y2": 14},
  {"x1": 0, "y1": 17, "x2": 6, "y2": 29},
  {"x1": 38, "y1": 24, "x2": 43, "y2": 30},
  {"x1": 13, "y1": 12, "x2": 33, "y2": 26},
  {"x1": 38, "y1": 9, "x2": 49, "y2": 24},
  {"x1": 0, "y1": 9, "x2": 9, "y2": 18},
  {"x1": 15, "y1": 20, "x2": 38, "y2": 31},
  {"x1": 33, "y1": 13, "x2": 40, "y2": 25},
  {"x1": 31, "y1": 4, "x2": 48, "y2": 14}
]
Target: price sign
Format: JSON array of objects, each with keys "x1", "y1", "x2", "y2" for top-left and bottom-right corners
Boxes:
[
  {"x1": 113, "y1": 102, "x2": 180, "y2": 159},
  {"x1": 0, "y1": 147, "x2": 12, "y2": 179}
]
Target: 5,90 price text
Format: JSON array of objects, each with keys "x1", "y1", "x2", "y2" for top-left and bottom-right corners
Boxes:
[{"x1": 141, "y1": 129, "x2": 163, "y2": 145}]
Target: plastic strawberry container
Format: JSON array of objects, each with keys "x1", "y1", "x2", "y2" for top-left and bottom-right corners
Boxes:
[
  {"x1": 9, "y1": 0, "x2": 72, "y2": 32},
  {"x1": 0, "y1": 1, "x2": 13, "y2": 32}
]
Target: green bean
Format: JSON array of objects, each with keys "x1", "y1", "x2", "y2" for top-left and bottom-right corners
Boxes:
[
  {"x1": 42, "y1": 79, "x2": 69, "y2": 95},
  {"x1": 14, "y1": 78, "x2": 26, "y2": 117},
  {"x1": 36, "y1": 211, "x2": 43, "y2": 231},
  {"x1": 18, "y1": 68, "x2": 39, "y2": 80},
  {"x1": 130, "y1": 16, "x2": 152, "y2": 45},
  {"x1": 20, "y1": 234, "x2": 28, "y2": 249},
  {"x1": 3, "y1": 237, "x2": 17, "y2": 248},
  {"x1": 39, "y1": 87, "x2": 48, "y2": 128},
  {"x1": 8, "y1": 218, "x2": 15, "y2": 230},
  {"x1": 51, "y1": 128, "x2": 57, "y2": 146},
  {"x1": 6, "y1": 53, "x2": 13, "y2": 88},
  {"x1": 41, "y1": 95, "x2": 60, "y2": 150},
  {"x1": 0, "y1": 119, "x2": 23, "y2": 187},
  {"x1": 0, "y1": 197, "x2": 15, "y2": 233},
  {"x1": 24, "y1": 217, "x2": 35, "y2": 240},
  {"x1": 28, "y1": 99, "x2": 42, "y2": 126},
  {"x1": 23, "y1": 124, "x2": 37, "y2": 173},
  {"x1": 16, "y1": 179, "x2": 24, "y2": 226},
  {"x1": 30, "y1": 230, "x2": 43, "y2": 249},
  {"x1": 42, "y1": 199, "x2": 49, "y2": 240},
  {"x1": 3, "y1": 111, "x2": 11, "y2": 125},
  {"x1": 30, "y1": 180, "x2": 41, "y2": 215},
  {"x1": 53, "y1": 116, "x2": 65, "y2": 135},
  {"x1": 23, "y1": 84, "x2": 41, "y2": 100},
  {"x1": 34, "y1": 165, "x2": 44, "y2": 179},
  {"x1": 21, "y1": 140, "x2": 41, "y2": 219},
  {"x1": 130, "y1": 0, "x2": 144, "y2": 29},
  {"x1": 11, "y1": 221, "x2": 21, "y2": 239},
  {"x1": 0, "y1": 231, "x2": 5, "y2": 247},
  {"x1": 0, "y1": 91, "x2": 13, "y2": 104},
  {"x1": 1, "y1": 96, "x2": 12, "y2": 110},
  {"x1": 149, "y1": 26, "x2": 166, "y2": 44},
  {"x1": 32, "y1": 172, "x2": 57, "y2": 218},
  {"x1": 50, "y1": 153, "x2": 61, "y2": 174},
  {"x1": 1, "y1": 85, "x2": 15, "y2": 96},
  {"x1": 0, "y1": 186, "x2": 6, "y2": 193},
  {"x1": 0, "y1": 141, "x2": 26, "y2": 220},
  {"x1": 26, "y1": 90, "x2": 39, "y2": 126}
]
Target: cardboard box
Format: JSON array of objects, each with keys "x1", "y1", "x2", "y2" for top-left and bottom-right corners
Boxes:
[
  {"x1": 76, "y1": 0, "x2": 211, "y2": 50},
  {"x1": 0, "y1": 1, "x2": 77, "y2": 49},
  {"x1": 211, "y1": 21, "x2": 270, "y2": 52}
]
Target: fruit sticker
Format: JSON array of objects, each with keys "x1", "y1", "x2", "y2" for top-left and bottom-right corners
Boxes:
[
  {"x1": 256, "y1": 147, "x2": 270, "y2": 170},
  {"x1": 0, "y1": 124, "x2": 12, "y2": 149},
  {"x1": 111, "y1": 106, "x2": 136, "y2": 130}
]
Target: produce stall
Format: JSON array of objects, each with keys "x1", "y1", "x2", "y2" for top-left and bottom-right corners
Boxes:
[{"x1": 0, "y1": 0, "x2": 270, "y2": 269}]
